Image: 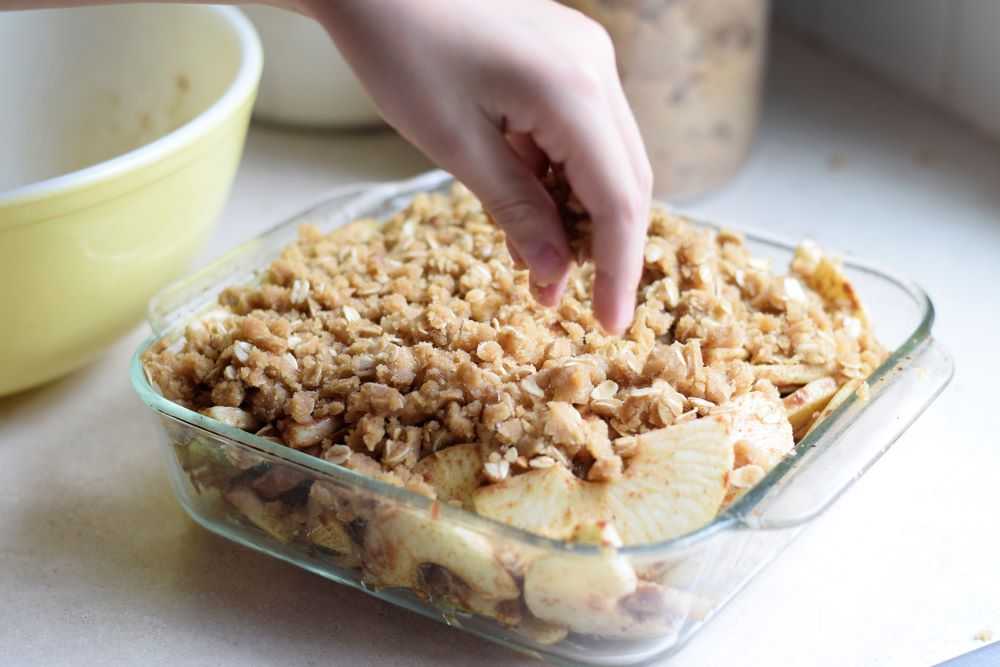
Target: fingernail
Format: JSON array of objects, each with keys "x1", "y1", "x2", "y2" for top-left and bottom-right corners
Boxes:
[
  {"x1": 529, "y1": 281, "x2": 543, "y2": 302},
  {"x1": 594, "y1": 277, "x2": 636, "y2": 337},
  {"x1": 600, "y1": 311, "x2": 625, "y2": 336},
  {"x1": 531, "y1": 280, "x2": 566, "y2": 308},
  {"x1": 523, "y1": 242, "x2": 568, "y2": 287},
  {"x1": 606, "y1": 300, "x2": 636, "y2": 336}
]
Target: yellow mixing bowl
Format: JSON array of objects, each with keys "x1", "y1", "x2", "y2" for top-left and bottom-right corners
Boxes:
[{"x1": 0, "y1": 5, "x2": 261, "y2": 396}]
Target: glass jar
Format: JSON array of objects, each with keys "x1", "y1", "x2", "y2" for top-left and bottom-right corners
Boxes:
[{"x1": 563, "y1": 0, "x2": 770, "y2": 200}]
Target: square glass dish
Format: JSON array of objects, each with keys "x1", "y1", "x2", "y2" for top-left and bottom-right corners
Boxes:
[{"x1": 130, "y1": 170, "x2": 953, "y2": 665}]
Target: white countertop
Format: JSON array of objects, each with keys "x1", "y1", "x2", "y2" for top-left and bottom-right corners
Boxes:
[{"x1": 3, "y1": 33, "x2": 999, "y2": 666}]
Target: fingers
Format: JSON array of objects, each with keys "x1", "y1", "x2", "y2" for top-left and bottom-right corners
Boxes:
[
  {"x1": 531, "y1": 91, "x2": 649, "y2": 335},
  {"x1": 450, "y1": 117, "x2": 572, "y2": 301},
  {"x1": 531, "y1": 270, "x2": 570, "y2": 308},
  {"x1": 587, "y1": 175, "x2": 648, "y2": 336},
  {"x1": 605, "y1": 75, "x2": 654, "y2": 202},
  {"x1": 599, "y1": 79, "x2": 653, "y2": 334},
  {"x1": 505, "y1": 132, "x2": 551, "y2": 274}
]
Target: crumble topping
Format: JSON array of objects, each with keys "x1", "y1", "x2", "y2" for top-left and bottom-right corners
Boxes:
[
  {"x1": 144, "y1": 183, "x2": 885, "y2": 494},
  {"x1": 143, "y1": 182, "x2": 889, "y2": 642}
]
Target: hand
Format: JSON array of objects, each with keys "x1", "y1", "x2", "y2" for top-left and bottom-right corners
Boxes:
[{"x1": 307, "y1": 0, "x2": 652, "y2": 334}]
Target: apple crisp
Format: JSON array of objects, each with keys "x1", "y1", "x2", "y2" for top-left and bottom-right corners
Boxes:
[{"x1": 143, "y1": 182, "x2": 886, "y2": 640}]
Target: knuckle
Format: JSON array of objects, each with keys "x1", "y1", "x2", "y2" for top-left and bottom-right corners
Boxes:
[
  {"x1": 573, "y1": 12, "x2": 614, "y2": 52},
  {"x1": 602, "y1": 187, "x2": 644, "y2": 229},
  {"x1": 570, "y1": 63, "x2": 606, "y2": 99},
  {"x1": 544, "y1": 60, "x2": 604, "y2": 101},
  {"x1": 587, "y1": 21, "x2": 616, "y2": 57},
  {"x1": 618, "y1": 251, "x2": 644, "y2": 291}
]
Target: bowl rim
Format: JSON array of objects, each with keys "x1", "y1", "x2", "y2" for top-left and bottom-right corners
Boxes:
[{"x1": 0, "y1": 5, "x2": 262, "y2": 208}]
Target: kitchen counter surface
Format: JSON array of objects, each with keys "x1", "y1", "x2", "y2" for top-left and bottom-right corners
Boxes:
[{"x1": 3, "y1": 33, "x2": 998, "y2": 666}]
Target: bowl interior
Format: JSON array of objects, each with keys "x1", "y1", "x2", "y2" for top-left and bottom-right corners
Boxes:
[{"x1": 0, "y1": 5, "x2": 244, "y2": 193}]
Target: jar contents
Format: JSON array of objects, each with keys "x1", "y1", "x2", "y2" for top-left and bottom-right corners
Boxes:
[{"x1": 563, "y1": 0, "x2": 769, "y2": 199}]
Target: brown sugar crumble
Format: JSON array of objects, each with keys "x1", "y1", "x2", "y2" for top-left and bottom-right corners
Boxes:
[{"x1": 143, "y1": 182, "x2": 886, "y2": 505}]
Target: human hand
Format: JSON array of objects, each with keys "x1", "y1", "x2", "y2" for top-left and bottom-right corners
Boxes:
[{"x1": 307, "y1": 0, "x2": 652, "y2": 334}]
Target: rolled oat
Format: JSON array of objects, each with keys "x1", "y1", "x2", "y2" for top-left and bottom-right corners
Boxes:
[{"x1": 144, "y1": 183, "x2": 886, "y2": 498}]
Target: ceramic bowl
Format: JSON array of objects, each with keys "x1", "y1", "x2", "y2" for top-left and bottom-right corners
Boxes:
[{"x1": 0, "y1": 5, "x2": 262, "y2": 396}]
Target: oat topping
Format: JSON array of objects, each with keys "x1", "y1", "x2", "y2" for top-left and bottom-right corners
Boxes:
[
  {"x1": 146, "y1": 182, "x2": 892, "y2": 644},
  {"x1": 144, "y1": 183, "x2": 885, "y2": 504}
]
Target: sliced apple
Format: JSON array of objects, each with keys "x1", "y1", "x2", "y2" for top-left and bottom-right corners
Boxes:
[
  {"x1": 782, "y1": 376, "x2": 838, "y2": 436},
  {"x1": 472, "y1": 464, "x2": 603, "y2": 541},
  {"x1": 522, "y1": 521, "x2": 686, "y2": 638},
  {"x1": 474, "y1": 413, "x2": 736, "y2": 545},
  {"x1": 475, "y1": 392, "x2": 793, "y2": 546},
  {"x1": 363, "y1": 505, "x2": 520, "y2": 612},
  {"x1": 305, "y1": 482, "x2": 362, "y2": 567},
  {"x1": 726, "y1": 391, "x2": 796, "y2": 470},
  {"x1": 224, "y1": 485, "x2": 304, "y2": 543},
  {"x1": 804, "y1": 378, "x2": 866, "y2": 438},
  {"x1": 411, "y1": 443, "x2": 482, "y2": 510}
]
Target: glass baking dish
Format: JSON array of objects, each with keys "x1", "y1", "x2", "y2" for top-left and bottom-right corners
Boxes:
[{"x1": 130, "y1": 170, "x2": 953, "y2": 665}]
